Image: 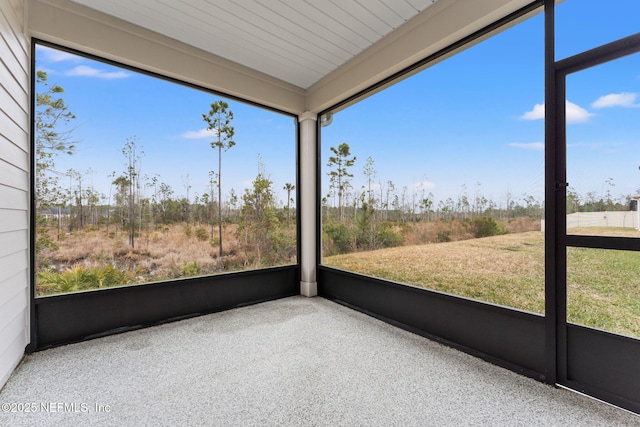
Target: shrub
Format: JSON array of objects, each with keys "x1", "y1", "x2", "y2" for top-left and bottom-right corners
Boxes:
[
  {"x1": 465, "y1": 216, "x2": 505, "y2": 238},
  {"x1": 376, "y1": 223, "x2": 404, "y2": 248},
  {"x1": 195, "y1": 227, "x2": 208, "y2": 241},
  {"x1": 35, "y1": 215, "x2": 59, "y2": 255},
  {"x1": 436, "y1": 230, "x2": 452, "y2": 243},
  {"x1": 36, "y1": 264, "x2": 131, "y2": 295},
  {"x1": 268, "y1": 226, "x2": 297, "y2": 263},
  {"x1": 35, "y1": 229, "x2": 59, "y2": 254},
  {"x1": 182, "y1": 261, "x2": 200, "y2": 277},
  {"x1": 323, "y1": 221, "x2": 354, "y2": 255}
]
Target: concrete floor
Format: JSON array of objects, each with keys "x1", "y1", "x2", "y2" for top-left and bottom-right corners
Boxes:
[{"x1": 0, "y1": 296, "x2": 638, "y2": 426}]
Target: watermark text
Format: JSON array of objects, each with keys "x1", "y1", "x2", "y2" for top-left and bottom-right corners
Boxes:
[{"x1": 1, "y1": 402, "x2": 111, "y2": 413}]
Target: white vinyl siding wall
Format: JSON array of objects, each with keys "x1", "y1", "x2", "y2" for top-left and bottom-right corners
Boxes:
[{"x1": 0, "y1": 0, "x2": 29, "y2": 387}]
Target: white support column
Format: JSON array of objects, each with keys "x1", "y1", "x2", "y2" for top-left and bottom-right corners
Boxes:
[{"x1": 299, "y1": 112, "x2": 318, "y2": 297}]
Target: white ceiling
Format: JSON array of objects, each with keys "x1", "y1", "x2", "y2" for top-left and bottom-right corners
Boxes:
[{"x1": 70, "y1": 0, "x2": 439, "y2": 89}]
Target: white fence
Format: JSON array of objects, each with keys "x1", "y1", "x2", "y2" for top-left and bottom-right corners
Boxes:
[
  {"x1": 541, "y1": 211, "x2": 638, "y2": 232},
  {"x1": 566, "y1": 211, "x2": 637, "y2": 230}
]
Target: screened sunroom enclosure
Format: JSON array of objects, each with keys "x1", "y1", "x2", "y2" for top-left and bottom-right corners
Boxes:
[{"x1": 0, "y1": 0, "x2": 638, "y2": 417}]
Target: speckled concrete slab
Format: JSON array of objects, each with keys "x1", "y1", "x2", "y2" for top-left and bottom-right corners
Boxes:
[{"x1": 0, "y1": 296, "x2": 638, "y2": 426}]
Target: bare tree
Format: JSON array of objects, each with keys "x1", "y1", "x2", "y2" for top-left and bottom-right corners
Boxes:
[{"x1": 122, "y1": 137, "x2": 143, "y2": 247}]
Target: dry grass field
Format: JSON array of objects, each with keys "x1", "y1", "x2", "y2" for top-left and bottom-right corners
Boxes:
[
  {"x1": 324, "y1": 230, "x2": 640, "y2": 338},
  {"x1": 38, "y1": 218, "x2": 640, "y2": 338},
  {"x1": 36, "y1": 222, "x2": 296, "y2": 296}
]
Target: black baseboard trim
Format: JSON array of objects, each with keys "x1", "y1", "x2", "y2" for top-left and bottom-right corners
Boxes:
[
  {"x1": 34, "y1": 265, "x2": 299, "y2": 350},
  {"x1": 565, "y1": 324, "x2": 640, "y2": 414}
]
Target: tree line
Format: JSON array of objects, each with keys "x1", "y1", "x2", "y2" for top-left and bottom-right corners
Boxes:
[
  {"x1": 35, "y1": 71, "x2": 295, "y2": 264},
  {"x1": 324, "y1": 141, "x2": 635, "y2": 222},
  {"x1": 322, "y1": 141, "x2": 636, "y2": 254},
  {"x1": 324, "y1": 142, "x2": 546, "y2": 222}
]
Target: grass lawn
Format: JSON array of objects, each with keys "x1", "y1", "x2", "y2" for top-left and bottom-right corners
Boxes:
[{"x1": 324, "y1": 230, "x2": 640, "y2": 339}]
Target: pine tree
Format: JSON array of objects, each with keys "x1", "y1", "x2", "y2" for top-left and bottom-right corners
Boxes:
[
  {"x1": 203, "y1": 101, "x2": 235, "y2": 256},
  {"x1": 327, "y1": 143, "x2": 356, "y2": 222}
]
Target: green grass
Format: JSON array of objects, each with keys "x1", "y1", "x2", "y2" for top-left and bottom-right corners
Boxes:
[
  {"x1": 324, "y1": 231, "x2": 640, "y2": 338},
  {"x1": 567, "y1": 247, "x2": 640, "y2": 337}
]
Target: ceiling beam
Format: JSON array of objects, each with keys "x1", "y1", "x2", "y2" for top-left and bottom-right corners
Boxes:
[{"x1": 27, "y1": 0, "x2": 306, "y2": 114}]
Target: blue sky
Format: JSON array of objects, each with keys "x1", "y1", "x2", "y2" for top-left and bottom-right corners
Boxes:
[
  {"x1": 36, "y1": 46, "x2": 297, "y2": 206},
  {"x1": 36, "y1": 0, "x2": 639, "y2": 210},
  {"x1": 322, "y1": 0, "x2": 640, "y2": 209}
]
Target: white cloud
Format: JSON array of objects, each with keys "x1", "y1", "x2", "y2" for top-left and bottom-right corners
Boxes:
[
  {"x1": 520, "y1": 103, "x2": 545, "y2": 120},
  {"x1": 65, "y1": 65, "x2": 129, "y2": 79},
  {"x1": 413, "y1": 180, "x2": 436, "y2": 190},
  {"x1": 566, "y1": 101, "x2": 594, "y2": 123},
  {"x1": 592, "y1": 92, "x2": 639, "y2": 108},
  {"x1": 520, "y1": 101, "x2": 593, "y2": 123},
  {"x1": 37, "y1": 45, "x2": 80, "y2": 62},
  {"x1": 508, "y1": 142, "x2": 544, "y2": 151},
  {"x1": 181, "y1": 128, "x2": 218, "y2": 139}
]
